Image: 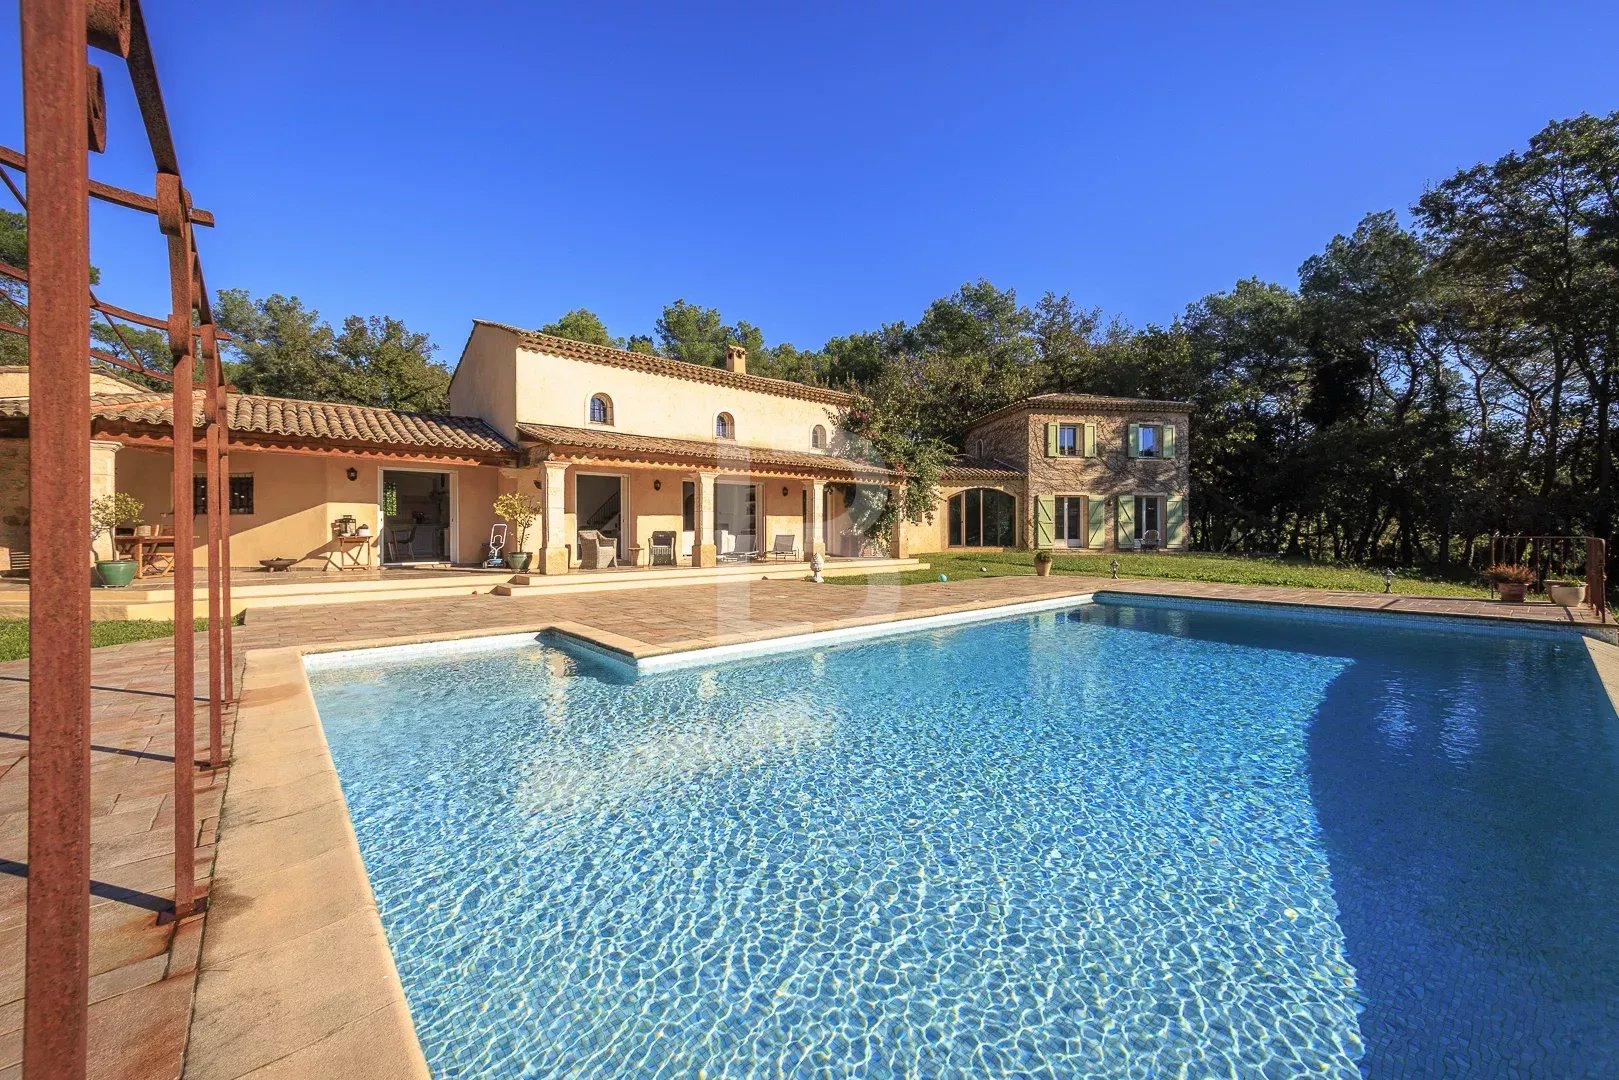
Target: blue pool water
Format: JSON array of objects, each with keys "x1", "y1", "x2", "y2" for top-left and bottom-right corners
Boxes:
[{"x1": 309, "y1": 601, "x2": 1619, "y2": 1078}]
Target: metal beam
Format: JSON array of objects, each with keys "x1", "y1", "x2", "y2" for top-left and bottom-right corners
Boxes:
[{"x1": 20, "y1": 2, "x2": 92, "y2": 1077}]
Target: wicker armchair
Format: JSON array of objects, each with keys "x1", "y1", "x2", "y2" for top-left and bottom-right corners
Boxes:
[{"x1": 577, "y1": 529, "x2": 616, "y2": 569}]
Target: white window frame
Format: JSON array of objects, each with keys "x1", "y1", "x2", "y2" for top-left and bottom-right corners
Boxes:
[
  {"x1": 1054, "y1": 494, "x2": 1087, "y2": 546},
  {"x1": 1055, "y1": 423, "x2": 1080, "y2": 457},
  {"x1": 1137, "y1": 423, "x2": 1162, "y2": 459}
]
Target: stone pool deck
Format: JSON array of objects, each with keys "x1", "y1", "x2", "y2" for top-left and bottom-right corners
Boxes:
[{"x1": 0, "y1": 573, "x2": 1609, "y2": 1078}]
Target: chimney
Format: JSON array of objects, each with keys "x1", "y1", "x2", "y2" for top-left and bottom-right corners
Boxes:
[{"x1": 724, "y1": 343, "x2": 748, "y2": 375}]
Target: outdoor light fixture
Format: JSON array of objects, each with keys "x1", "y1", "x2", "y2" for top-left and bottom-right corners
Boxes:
[
  {"x1": 1383, "y1": 569, "x2": 1394, "y2": 593},
  {"x1": 1110, "y1": 559, "x2": 1120, "y2": 579},
  {"x1": 346, "y1": 467, "x2": 358, "y2": 481},
  {"x1": 654, "y1": 479, "x2": 662, "y2": 491},
  {"x1": 782, "y1": 485, "x2": 789, "y2": 496}
]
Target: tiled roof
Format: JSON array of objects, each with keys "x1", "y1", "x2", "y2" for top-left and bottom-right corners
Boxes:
[
  {"x1": 0, "y1": 392, "x2": 514, "y2": 456},
  {"x1": 470, "y1": 320, "x2": 854, "y2": 406},
  {"x1": 967, "y1": 392, "x2": 1194, "y2": 429},
  {"x1": 939, "y1": 456, "x2": 1024, "y2": 482},
  {"x1": 516, "y1": 422, "x2": 902, "y2": 479}
]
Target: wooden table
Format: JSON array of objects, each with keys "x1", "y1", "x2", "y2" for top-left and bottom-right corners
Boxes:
[
  {"x1": 325, "y1": 534, "x2": 373, "y2": 571},
  {"x1": 114, "y1": 534, "x2": 178, "y2": 578}
]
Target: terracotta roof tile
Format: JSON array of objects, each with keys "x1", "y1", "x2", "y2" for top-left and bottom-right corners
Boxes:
[
  {"x1": 516, "y1": 422, "x2": 901, "y2": 478},
  {"x1": 967, "y1": 392, "x2": 1194, "y2": 430},
  {"x1": 472, "y1": 320, "x2": 853, "y2": 406},
  {"x1": 939, "y1": 456, "x2": 1024, "y2": 482},
  {"x1": 0, "y1": 392, "x2": 514, "y2": 456}
]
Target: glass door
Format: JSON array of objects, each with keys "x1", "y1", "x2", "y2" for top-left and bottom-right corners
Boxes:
[
  {"x1": 1055, "y1": 495, "x2": 1085, "y2": 546},
  {"x1": 380, "y1": 470, "x2": 451, "y2": 563}
]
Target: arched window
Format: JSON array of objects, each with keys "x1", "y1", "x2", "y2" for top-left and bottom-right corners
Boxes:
[
  {"x1": 947, "y1": 488, "x2": 1017, "y2": 547},
  {"x1": 588, "y1": 394, "x2": 613, "y2": 425},
  {"x1": 811, "y1": 424, "x2": 827, "y2": 450},
  {"x1": 715, "y1": 412, "x2": 735, "y2": 439}
]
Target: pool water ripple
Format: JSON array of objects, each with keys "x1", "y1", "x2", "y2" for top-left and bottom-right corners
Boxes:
[{"x1": 309, "y1": 602, "x2": 1619, "y2": 1078}]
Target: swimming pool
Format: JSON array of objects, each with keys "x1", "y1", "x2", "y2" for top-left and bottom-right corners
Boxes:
[{"x1": 308, "y1": 599, "x2": 1619, "y2": 1078}]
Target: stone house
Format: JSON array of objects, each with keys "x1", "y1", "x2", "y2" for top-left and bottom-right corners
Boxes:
[{"x1": 901, "y1": 393, "x2": 1194, "y2": 553}]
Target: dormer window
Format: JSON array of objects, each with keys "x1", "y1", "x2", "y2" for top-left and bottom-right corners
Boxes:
[
  {"x1": 715, "y1": 412, "x2": 735, "y2": 439},
  {"x1": 588, "y1": 394, "x2": 613, "y2": 425},
  {"x1": 811, "y1": 424, "x2": 827, "y2": 450}
]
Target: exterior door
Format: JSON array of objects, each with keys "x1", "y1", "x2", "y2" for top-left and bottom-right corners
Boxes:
[{"x1": 1054, "y1": 495, "x2": 1085, "y2": 547}]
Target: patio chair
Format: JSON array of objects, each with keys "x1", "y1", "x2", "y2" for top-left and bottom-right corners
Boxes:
[
  {"x1": 1137, "y1": 528, "x2": 1161, "y2": 552},
  {"x1": 649, "y1": 530, "x2": 676, "y2": 566},
  {"x1": 578, "y1": 529, "x2": 616, "y2": 569},
  {"x1": 768, "y1": 534, "x2": 799, "y2": 561},
  {"x1": 387, "y1": 525, "x2": 417, "y2": 561}
]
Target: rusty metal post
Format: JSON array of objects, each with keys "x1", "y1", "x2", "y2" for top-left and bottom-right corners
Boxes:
[
  {"x1": 218, "y1": 379, "x2": 233, "y2": 701},
  {"x1": 203, "y1": 330, "x2": 223, "y2": 768},
  {"x1": 20, "y1": 1, "x2": 92, "y2": 1076},
  {"x1": 161, "y1": 172, "x2": 198, "y2": 920}
]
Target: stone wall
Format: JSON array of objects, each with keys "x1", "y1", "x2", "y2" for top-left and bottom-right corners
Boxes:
[{"x1": 1019, "y1": 409, "x2": 1190, "y2": 550}]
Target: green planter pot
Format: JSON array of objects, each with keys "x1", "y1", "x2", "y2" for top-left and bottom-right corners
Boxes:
[
  {"x1": 505, "y1": 551, "x2": 533, "y2": 572},
  {"x1": 95, "y1": 559, "x2": 137, "y2": 588}
]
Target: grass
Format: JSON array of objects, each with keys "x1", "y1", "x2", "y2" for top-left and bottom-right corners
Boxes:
[
  {"x1": 0, "y1": 616, "x2": 234, "y2": 663},
  {"x1": 824, "y1": 550, "x2": 1495, "y2": 598}
]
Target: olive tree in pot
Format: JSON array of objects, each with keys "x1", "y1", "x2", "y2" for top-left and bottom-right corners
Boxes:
[
  {"x1": 1034, "y1": 549, "x2": 1054, "y2": 577},
  {"x1": 89, "y1": 493, "x2": 143, "y2": 588},
  {"x1": 492, "y1": 491, "x2": 542, "y2": 571},
  {"x1": 1483, "y1": 563, "x2": 1535, "y2": 603}
]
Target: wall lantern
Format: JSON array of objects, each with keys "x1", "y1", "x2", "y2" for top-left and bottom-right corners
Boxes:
[
  {"x1": 782, "y1": 485, "x2": 789, "y2": 497},
  {"x1": 345, "y1": 467, "x2": 358, "y2": 481},
  {"x1": 653, "y1": 479, "x2": 662, "y2": 491}
]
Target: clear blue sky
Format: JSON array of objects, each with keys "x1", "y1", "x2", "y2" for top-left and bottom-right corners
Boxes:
[{"x1": 4, "y1": 1, "x2": 1617, "y2": 363}]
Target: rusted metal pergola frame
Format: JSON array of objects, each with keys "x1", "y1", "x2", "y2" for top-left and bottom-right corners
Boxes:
[
  {"x1": 1488, "y1": 534, "x2": 1609, "y2": 622},
  {"x1": 17, "y1": 1, "x2": 234, "y2": 1076}
]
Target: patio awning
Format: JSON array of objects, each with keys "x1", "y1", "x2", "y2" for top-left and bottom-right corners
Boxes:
[{"x1": 516, "y1": 423, "x2": 903, "y2": 481}]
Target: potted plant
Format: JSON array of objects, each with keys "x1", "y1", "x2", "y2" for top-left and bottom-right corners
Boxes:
[
  {"x1": 1034, "y1": 549, "x2": 1054, "y2": 577},
  {"x1": 1483, "y1": 563, "x2": 1535, "y2": 603},
  {"x1": 492, "y1": 491, "x2": 542, "y2": 571},
  {"x1": 1546, "y1": 578, "x2": 1586, "y2": 608},
  {"x1": 89, "y1": 492, "x2": 143, "y2": 588}
]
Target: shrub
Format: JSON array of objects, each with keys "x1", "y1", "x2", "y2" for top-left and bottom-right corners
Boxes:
[
  {"x1": 1482, "y1": 563, "x2": 1536, "y2": 585},
  {"x1": 88, "y1": 492, "x2": 143, "y2": 555},
  {"x1": 1033, "y1": 549, "x2": 1054, "y2": 565}
]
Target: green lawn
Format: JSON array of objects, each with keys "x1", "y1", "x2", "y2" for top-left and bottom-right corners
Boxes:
[
  {"x1": 825, "y1": 550, "x2": 1494, "y2": 598},
  {"x1": 0, "y1": 617, "x2": 226, "y2": 663}
]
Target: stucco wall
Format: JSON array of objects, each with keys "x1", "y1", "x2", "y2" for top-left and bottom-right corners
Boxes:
[
  {"x1": 0, "y1": 438, "x2": 27, "y2": 572},
  {"x1": 115, "y1": 447, "x2": 502, "y2": 568},
  {"x1": 447, "y1": 325, "x2": 519, "y2": 442},
  {"x1": 510, "y1": 347, "x2": 843, "y2": 454}
]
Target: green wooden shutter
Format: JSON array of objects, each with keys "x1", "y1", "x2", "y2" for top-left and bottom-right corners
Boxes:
[
  {"x1": 1161, "y1": 423, "x2": 1177, "y2": 459},
  {"x1": 1087, "y1": 495, "x2": 1106, "y2": 548},
  {"x1": 1126, "y1": 423, "x2": 1141, "y2": 458},
  {"x1": 1034, "y1": 495, "x2": 1055, "y2": 549},
  {"x1": 1044, "y1": 423, "x2": 1058, "y2": 457},
  {"x1": 1116, "y1": 494, "x2": 1136, "y2": 547},
  {"x1": 1166, "y1": 494, "x2": 1186, "y2": 548},
  {"x1": 1083, "y1": 423, "x2": 1097, "y2": 458}
]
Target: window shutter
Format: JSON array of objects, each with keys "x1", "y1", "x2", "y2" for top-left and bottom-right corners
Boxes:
[
  {"x1": 1087, "y1": 495, "x2": 1106, "y2": 548},
  {"x1": 1083, "y1": 424, "x2": 1097, "y2": 458},
  {"x1": 1166, "y1": 494, "x2": 1186, "y2": 548},
  {"x1": 1034, "y1": 495, "x2": 1055, "y2": 549},
  {"x1": 1161, "y1": 424, "x2": 1177, "y2": 459},
  {"x1": 1126, "y1": 423, "x2": 1140, "y2": 458},
  {"x1": 1044, "y1": 423, "x2": 1058, "y2": 457},
  {"x1": 1116, "y1": 494, "x2": 1135, "y2": 547}
]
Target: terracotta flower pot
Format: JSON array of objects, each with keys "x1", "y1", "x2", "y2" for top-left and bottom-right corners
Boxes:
[
  {"x1": 1496, "y1": 582, "x2": 1528, "y2": 603},
  {"x1": 1034, "y1": 559, "x2": 1053, "y2": 578}
]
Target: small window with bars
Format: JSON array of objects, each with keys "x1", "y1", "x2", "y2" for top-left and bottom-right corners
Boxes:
[{"x1": 193, "y1": 474, "x2": 255, "y2": 515}]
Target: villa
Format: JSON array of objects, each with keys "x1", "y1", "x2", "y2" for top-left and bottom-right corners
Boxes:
[{"x1": 0, "y1": 327, "x2": 1192, "y2": 578}]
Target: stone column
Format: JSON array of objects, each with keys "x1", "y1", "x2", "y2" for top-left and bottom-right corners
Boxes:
[
  {"x1": 538, "y1": 460, "x2": 570, "y2": 575},
  {"x1": 693, "y1": 471, "x2": 718, "y2": 567},
  {"x1": 809, "y1": 480, "x2": 826, "y2": 557},
  {"x1": 89, "y1": 440, "x2": 121, "y2": 561}
]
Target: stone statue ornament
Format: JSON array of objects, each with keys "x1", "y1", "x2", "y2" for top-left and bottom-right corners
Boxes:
[
  {"x1": 809, "y1": 551, "x2": 826, "y2": 583},
  {"x1": 1110, "y1": 559, "x2": 1120, "y2": 580}
]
